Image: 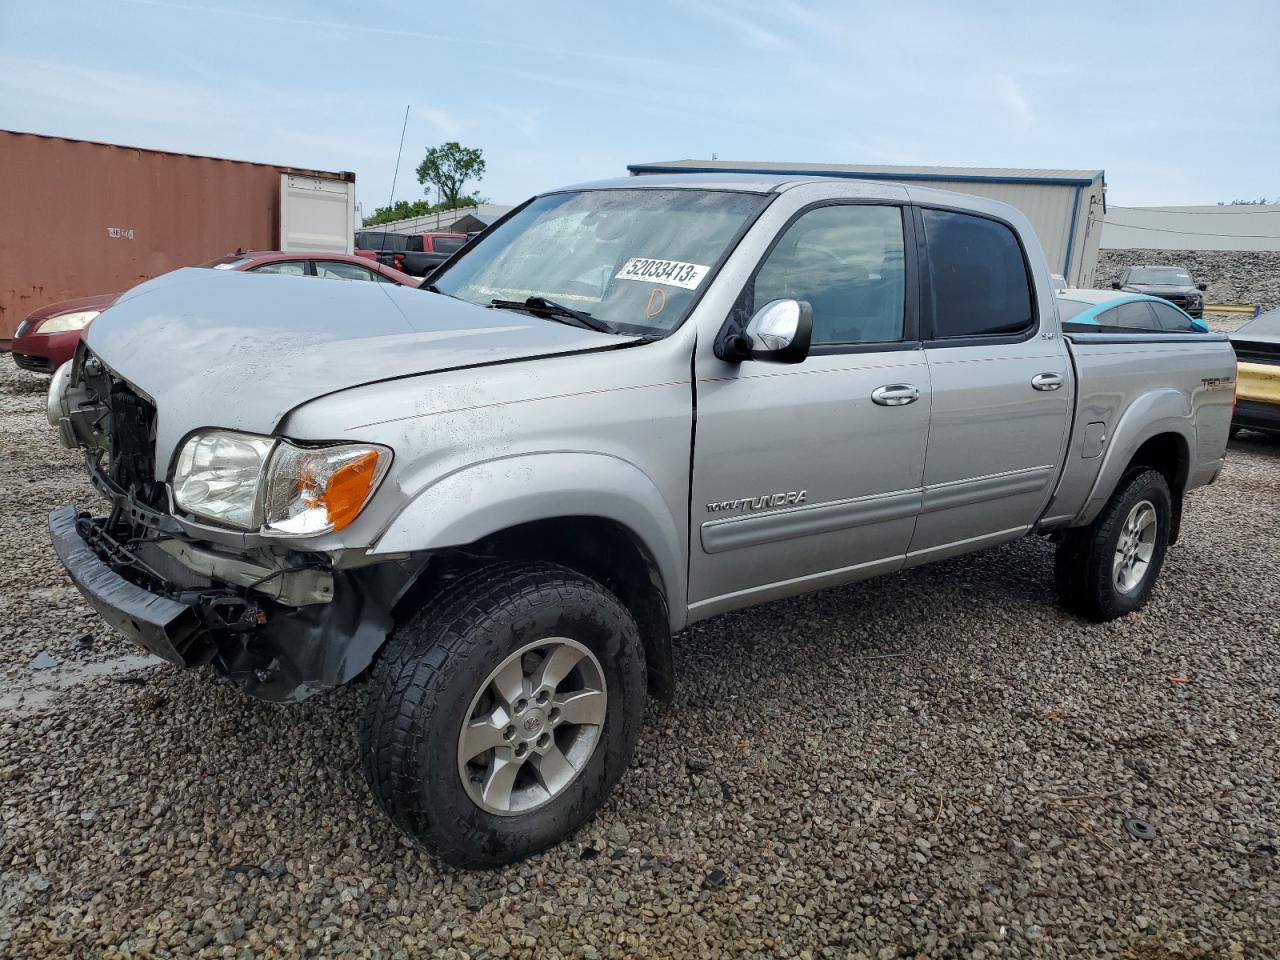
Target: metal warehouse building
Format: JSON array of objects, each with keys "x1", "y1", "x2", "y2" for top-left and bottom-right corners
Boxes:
[
  {"x1": 628, "y1": 160, "x2": 1106, "y2": 288},
  {"x1": 1102, "y1": 204, "x2": 1280, "y2": 252}
]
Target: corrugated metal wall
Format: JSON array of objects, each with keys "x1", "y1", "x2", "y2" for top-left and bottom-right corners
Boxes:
[
  {"x1": 0, "y1": 132, "x2": 353, "y2": 340},
  {"x1": 1101, "y1": 205, "x2": 1280, "y2": 252}
]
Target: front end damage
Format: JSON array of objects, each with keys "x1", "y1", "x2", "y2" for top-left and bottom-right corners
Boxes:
[{"x1": 47, "y1": 350, "x2": 420, "y2": 703}]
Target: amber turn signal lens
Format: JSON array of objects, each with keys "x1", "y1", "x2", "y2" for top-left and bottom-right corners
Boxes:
[{"x1": 317, "y1": 449, "x2": 381, "y2": 532}]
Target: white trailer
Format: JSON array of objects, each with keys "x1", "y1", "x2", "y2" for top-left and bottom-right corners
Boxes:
[{"x1": 280, "y1": 173, "x2": 356, "y2": 254}]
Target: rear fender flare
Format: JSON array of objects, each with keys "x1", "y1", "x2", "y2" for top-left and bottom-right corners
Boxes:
[
  {"x1": 371, "y1": 452, "x2": 686, "y2": 629},
  {"x1": 1075, "y1": 389, "x2": 1193, "y2": 526}
]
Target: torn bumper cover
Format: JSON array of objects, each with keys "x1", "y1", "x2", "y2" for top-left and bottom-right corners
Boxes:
[
  {"x1": 48, "y1": 505, "x2": 406, "y2": 703},
  {"x1": 50, "y1": 504, "x2": 201, "y2": 666}
]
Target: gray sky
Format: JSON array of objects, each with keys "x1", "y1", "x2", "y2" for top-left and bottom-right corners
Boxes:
[{"x1": 1, "y1": 0, "x2": 1276, "y2": 211}]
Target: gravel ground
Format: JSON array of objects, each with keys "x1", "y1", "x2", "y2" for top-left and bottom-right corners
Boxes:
[{"x1": 1, "y1": 358, "x2": 1277, "y2": 959}]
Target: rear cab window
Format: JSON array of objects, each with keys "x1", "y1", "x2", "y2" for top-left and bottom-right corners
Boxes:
[{"x1": 430, "y1": 236, "x2": 466, "y2": 254}]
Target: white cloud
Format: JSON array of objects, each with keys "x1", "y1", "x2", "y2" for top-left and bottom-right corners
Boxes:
[
  {"x1": 991, "y1": 74, "x2": 1034, "y2": 125},
  {"x1": 116, "y1": 0, "x2": 687, "y2": 70},
  {"x1": 683, "y1": 0, "x2": 795, "y2": 52},
  {"x1": 412, "y1": 107, "x2": 463, "y2": 142}
]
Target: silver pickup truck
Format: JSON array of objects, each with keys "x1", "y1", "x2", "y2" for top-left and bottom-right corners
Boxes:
[{"x1": 47, "y1": 174, "x2": 1235, "y2": 866}]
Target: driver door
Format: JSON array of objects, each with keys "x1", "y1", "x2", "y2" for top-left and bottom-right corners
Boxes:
[{"x1": 687, "y1": 202, "x2": 931, "y2": 619}]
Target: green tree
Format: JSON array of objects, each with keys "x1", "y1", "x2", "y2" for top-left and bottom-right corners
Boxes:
[{"x1": 415, "y1": 142, "x2": 486, "y2": 210}]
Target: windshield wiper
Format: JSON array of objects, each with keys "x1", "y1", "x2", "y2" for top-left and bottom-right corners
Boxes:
[{"x1": 490, "y1": 296, "x2": 614, "y2": 334}]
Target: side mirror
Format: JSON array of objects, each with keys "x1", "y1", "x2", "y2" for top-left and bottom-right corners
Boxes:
[
  {"x1": 716, "y1": 299, "x2": 813, "y2": 364},
  {"x1": 1196, "y1": 283, "x2": 1208, "y2": 292},
  {"x1": 1110, "y1": 281, "x2": 1122, "y2": 290}
]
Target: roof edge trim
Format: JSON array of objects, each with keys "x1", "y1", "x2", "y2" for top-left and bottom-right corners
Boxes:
[{"x1": 626, "y1": 163, "x2": 1099, "y2": 188}]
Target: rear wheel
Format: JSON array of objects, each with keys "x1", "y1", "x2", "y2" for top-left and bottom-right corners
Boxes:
[
  {"x1": 360, "y1": 561, "x2": 646, "y2": 867},
  {"x1": 1055, "y1": 468, "x2": 1172, "y2": 621}
]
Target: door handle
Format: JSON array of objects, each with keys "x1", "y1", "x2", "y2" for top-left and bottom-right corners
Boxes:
[
  {"x1": 1031, "y1": 373, "x2": 1064, "y2": 391},
  {"x1": 871, "y1": 384, "x2": 920, "y2": 406}
]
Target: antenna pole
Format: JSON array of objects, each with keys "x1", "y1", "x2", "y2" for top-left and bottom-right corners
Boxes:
[{"x1": 388, "y1": 105, "x2": 410, "y2": 213}]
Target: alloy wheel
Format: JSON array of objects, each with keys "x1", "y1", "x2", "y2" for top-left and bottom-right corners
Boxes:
[
  {"x1": 1113, "y1": 499, "x2": 1157, "y2": 594},
  {"x1": 456, "y1": 637, "x2": 607, "y2": 816}
]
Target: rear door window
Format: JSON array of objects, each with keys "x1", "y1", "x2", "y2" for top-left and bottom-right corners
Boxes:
[
  {"x1": 921, "y1": 209, "x2": 1034, "y2": 339},
  {"x1": 1149, "y1": 301, "x2": 1199, "y2": 332},
  {"x1": 1087, "y1": 302, "x2": 1157, "y2": 331},
  {"x1": 1115, "y1": 301, "x2": 1157, "y2": 329}
]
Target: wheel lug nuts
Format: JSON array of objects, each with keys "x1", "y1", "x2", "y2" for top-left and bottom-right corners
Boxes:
[
  {"x1": 514, "y1": 742, "x2": 528, "y2": 757},
  {"x1": 536, "y1": 732, "x2": 551, "y2": 749},
  {"x1": 536, "y1": 691, "x2": 549, "y2": 705},
  {"x1": 548, "y1": 708, "x2": 561, "y2": 723},
  {"x1": 515, "y1": 699, "x2": 528, "y2": 713},
  {"x1": 503, "y1": 725, "x2": 516, "y2": 740}
]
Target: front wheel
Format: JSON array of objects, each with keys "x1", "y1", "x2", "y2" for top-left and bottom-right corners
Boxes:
[
  {"x1": 1055, "y1": 468, "x2": 1173, "y2": 622},
  {"x1": 360, "y1": 561, "x2": 646, "y2": 868}
]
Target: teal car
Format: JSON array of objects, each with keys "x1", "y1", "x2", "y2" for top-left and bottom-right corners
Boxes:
[{"x1": 1056, "y1": 289, "x2": 1210, "y2": 333}]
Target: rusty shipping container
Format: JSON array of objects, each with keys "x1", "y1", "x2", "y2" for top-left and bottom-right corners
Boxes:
[{"x1": 0, "y1": 131, "x2": 355, "y2": 342}]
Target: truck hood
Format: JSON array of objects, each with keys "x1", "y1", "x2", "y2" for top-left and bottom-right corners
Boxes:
[{"x1": 84, "y1": 268, "x2": 632, "y2": 463}]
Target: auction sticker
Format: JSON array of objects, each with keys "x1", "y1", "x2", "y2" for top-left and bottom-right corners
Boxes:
[{"x1": 615, "y1": 257, "x2": 710, "y2": 290}]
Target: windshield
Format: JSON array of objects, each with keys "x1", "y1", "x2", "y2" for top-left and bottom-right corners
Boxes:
[
  {"x1": 431, "y1": 188, "x2": 769, "y2": 336},
  {"x1": 1128, "y1": 267, "x2": 1192, "y2": 285}
]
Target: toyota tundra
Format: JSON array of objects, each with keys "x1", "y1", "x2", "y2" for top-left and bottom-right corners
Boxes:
[{"x1": 47, "y1": 174, "x2": 1236, "y2": 866}]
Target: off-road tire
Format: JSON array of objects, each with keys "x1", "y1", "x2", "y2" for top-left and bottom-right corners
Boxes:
[
  {"x1": 1055, "y1": 468, "x2": 1173, "y2": 622},
  {"x1": 359, "y1": 561, "x2": 646, "y2": 868}
]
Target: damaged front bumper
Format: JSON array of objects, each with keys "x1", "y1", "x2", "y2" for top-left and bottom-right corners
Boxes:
[
  {"x1": 50, "y1": 505, "x2": 203, "y2": 666},
  {"x1": 49, "y1": 504, "x2": 414, "y2": 703}
]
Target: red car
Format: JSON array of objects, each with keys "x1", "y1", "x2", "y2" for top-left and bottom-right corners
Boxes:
[{"x1": 10, "y1": 251, "x2": 418, "y2": 373}]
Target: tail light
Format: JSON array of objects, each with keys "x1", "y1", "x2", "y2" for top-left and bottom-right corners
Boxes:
[{"x1": 394, "y1": 253, "x2": 405, "y2": 269}]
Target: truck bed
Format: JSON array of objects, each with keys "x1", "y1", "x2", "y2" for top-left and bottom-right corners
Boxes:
[{"x1": 1042, "y1": 332, "x2": 1237, "y2": 530}]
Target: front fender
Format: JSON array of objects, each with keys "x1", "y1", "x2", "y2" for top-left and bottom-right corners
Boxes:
[
  {"x1": 371, "y1": 452, "x2": 686, "y2": 626},
  {"x1": 1076, "y1": 388, "x2": 1194, "y2": 525}
]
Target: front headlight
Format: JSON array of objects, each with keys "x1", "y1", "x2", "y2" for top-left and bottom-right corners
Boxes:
[
  {"x1": 36, "y1": 310, "x2": 100, "y2": 334},
  {"x1": 173, "y1": 431, "x2": 276, "y2": 529},
  {"x1": 261, "y1": 442, "x2": 390, "y2": 537},
  {"x1": 171, "y1": 430, "x2": 390, "y2": 536}
]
